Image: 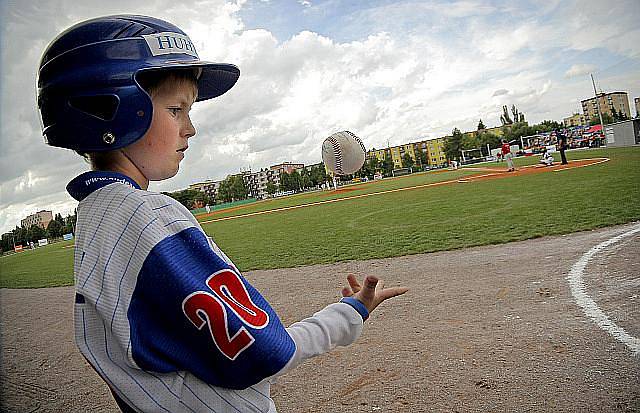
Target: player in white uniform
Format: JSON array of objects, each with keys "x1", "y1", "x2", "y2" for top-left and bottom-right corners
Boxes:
[
  {"x1": 38, "y1": 15, "x2": 407, "y2": 412},
  {"x1": 539, "y1": 148, "x2": 554, "y2": 166}
]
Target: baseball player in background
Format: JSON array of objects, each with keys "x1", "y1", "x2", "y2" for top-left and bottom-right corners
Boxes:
[
  {"x1": 501, "y1": 139, "x2": 515, "y2": 172},
  {"x1": 37, "y1": 15, "x2": 408, "y2": 413}
]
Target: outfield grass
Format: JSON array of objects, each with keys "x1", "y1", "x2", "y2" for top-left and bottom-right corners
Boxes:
[
  {"x1": 204, "y1": 146, "x2": 640, "y2": 270},
  {"x1": 1, "y1": 146, "x2": 638, "y2": 288},
  {"x1": 0, "y1": 240, "x2": 74, "y2": 288},
  {"x1": 195, "y1": 167, "x2": 480, "y2": 221}
]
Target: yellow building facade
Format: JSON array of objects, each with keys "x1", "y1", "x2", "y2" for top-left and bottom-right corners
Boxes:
[
  {"x1": 563, "y1": 113, "x2": 587, "y2": 127},
  {"x1": 367, "y1": 137, "x2": 447, "y2": 169}
]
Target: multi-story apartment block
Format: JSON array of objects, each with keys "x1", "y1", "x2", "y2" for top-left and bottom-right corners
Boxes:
[
  {"x1": 366, "y1": 137, "x2": 447, "y2": 169},
  {"x1": 269, "y1": 162, "x2": 304, "y2": 175},
  {"x1": 189, "y1": 180, "x2": 221, "y2": 202},
  {"x1": 563, "y1": 113, "x2": 587, "y2": 127},
  {"x1": 243, "y1": 168, "x2": 281, "y2": 200},
  {"x1": 581, "y1": 91, "x2": 631, "y2": 123},
  {"x1": 21, "y1": 210, "x2": 53, "y2": 230},
  {"x1": 424, "y1": 137, "x2": 447, "y2": 166},
  {"x1": 367, "y1": 148, "x2": 390, "y2": 163}
]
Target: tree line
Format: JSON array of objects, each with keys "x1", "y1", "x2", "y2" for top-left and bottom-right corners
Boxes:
[
  {"x1": 276, "y1": 164, "x2": 328, "y2": 192},
  {"x1": 163, "y1": 164, "x2": 329, "y2": 210},
  {"x1": 1, "y1": 211, "x2": 77, "y2": 253}
]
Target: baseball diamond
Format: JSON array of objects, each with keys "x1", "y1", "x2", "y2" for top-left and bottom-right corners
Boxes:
[{"x1": 1, "y1": 222, "x2": 638, "y2": 412}]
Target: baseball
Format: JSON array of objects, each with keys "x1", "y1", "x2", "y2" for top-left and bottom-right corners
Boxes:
[{"x1": 322, "y1": 131, "x2": 366, "y2": 176}]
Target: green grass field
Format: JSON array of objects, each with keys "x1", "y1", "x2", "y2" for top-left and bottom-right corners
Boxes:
[
  {"x1": 0, "y1": 240, "x2": 75, "y2": 288},
  {"x1": 2, "y1": 146, "x2": 639, "y2": 288}
]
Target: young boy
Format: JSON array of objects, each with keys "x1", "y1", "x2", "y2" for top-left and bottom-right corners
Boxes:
[{"x1": 37, "y1": 15, "x2": 407, "y2": 413}]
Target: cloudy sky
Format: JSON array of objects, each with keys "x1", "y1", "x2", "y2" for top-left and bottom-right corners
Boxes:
[{"x1": 1, "y1": 0, "x2": 639, "y2": 234}]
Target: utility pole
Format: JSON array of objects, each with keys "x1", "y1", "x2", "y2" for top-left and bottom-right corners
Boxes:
[{"x1": 590, "y1": 73, "x2": 605, "y2": 127}]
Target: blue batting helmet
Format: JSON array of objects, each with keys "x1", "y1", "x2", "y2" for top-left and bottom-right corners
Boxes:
[{"x1": 37, "y1": 15, "x2": 240, "y2": 152}]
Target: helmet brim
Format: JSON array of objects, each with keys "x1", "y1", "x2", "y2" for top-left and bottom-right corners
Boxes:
[{"x1": 138, "y1": 60, "x2": 240, "y2": 101}]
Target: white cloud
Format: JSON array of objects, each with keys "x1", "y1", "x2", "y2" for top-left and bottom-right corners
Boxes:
[
  {"x1": 1, "y1": 0, "x2": 639, "y2": 234},
  {"x1": 492, "y1": 89, "x2": 509, "y2": 97},
  {"x1": 565, "y1": 64, "x2": 598, "y2": 78}
]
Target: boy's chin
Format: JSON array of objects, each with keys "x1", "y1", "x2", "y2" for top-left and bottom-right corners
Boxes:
[{"x1": 152, "y1": 167, "x2": 180, "y2": 182}]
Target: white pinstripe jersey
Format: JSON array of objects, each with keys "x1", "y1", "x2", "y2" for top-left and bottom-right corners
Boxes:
[{"x1": 67, "y1": 171, "x2": 366, "y2": 413}]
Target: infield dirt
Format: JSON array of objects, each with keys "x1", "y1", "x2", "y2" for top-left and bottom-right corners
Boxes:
[{"x1": 1, "y1": 221, "x2": 638, "y2": 412}]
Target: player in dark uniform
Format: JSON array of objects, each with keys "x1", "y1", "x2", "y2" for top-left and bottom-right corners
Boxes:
[{"x1": 556, "y1": 129, "x2": 569, "y2": 165}]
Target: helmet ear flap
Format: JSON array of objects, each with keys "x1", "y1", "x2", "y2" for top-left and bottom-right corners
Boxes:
[{"x1": 42, "y1": 85, "x2": 153, "y2": 152}]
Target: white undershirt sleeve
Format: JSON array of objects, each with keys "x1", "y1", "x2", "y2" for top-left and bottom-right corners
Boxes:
[{"x1": 269, "y1": 302, "x2": 364, "y2": 379}]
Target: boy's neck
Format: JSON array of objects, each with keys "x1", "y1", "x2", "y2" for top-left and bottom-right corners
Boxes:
[{"x1": 92, "y1": 151, "x2": 150, "y2": 190}]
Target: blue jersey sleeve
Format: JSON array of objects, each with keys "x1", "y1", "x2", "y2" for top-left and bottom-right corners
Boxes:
[{"x1": 128, "y1": 226, "x2": 295, "y2": 389}]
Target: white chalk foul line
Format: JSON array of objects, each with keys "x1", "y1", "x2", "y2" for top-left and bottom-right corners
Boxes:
[
  {"x1": 553, "y1": 157, "x2": 609, "y2": 172},
  {"x1": 567, "y1": 222, "x2": 640, "y2": 357}
]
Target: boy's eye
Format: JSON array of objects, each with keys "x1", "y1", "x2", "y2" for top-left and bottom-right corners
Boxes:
[{"x1": 169, "y1": 107, "x2": 181, "y2": 116}]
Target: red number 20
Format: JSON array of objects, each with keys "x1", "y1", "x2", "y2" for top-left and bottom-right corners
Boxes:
[{"x1": 182, "y1": 269, "x2": 269, "y2": 360}]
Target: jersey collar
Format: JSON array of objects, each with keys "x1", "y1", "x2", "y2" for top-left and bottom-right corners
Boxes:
[{"x1": 67, "y1": 171, "x2": 141, "y2": 202}]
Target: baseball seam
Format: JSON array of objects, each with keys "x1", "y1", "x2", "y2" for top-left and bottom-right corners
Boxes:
[
  {"x1": 347, "y1": 131, "x2": 366, "y2": 155},
  {"x1": 328, "y1": 137, "x2": 343, "y2": 175}
]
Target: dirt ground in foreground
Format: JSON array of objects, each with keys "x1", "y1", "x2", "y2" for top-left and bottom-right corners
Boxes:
[{"x1": 1, "y1": 221, "x2": 639, "y2": 412}]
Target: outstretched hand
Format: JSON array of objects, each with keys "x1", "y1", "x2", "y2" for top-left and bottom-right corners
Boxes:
[{"x1": 341, "y1": 274, "x2": 408, "y2": 313}]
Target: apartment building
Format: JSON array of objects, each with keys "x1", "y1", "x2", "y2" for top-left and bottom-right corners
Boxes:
[
  {"x1": 269, "y1": 162, "x2": 304, "y2": 175},
  {"x1": 581, "y1": 92, "x2": 631, "y2": 123},
  {"x1": 563, "y1": 113, "x2": 587, "y2": 127},
  {"x1": 367, "y1": 137, "x2": 447, "y2": 169},
  {"x1": 189, "y1": 180, "x2": 221, "y2": 201},
  {"x1": 21, "y1": 210, "x2": 53, "y2": 230},
  {"x1": 243, "y1": 168, "x2": 281, "y2": 200},
  {"x1": 424, "y1": 137, "x2": 447, "y2": 166}
]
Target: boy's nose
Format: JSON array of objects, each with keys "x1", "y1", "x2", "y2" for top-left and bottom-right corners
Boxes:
[{"x1": 183, "y1": 117, "x2": 196, "y2": 138}]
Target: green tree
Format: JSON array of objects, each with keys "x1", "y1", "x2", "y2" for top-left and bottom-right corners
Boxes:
[
  {"x1": 28, "y1": 225, "x2": 47, "y2": 243},
  {"x1": 279, "y1": 172, "x2": 292, "y2": 191},
  {"x1": 300, "y1": 169, "x2": 312, "y2": 189},
  {"x1": 231, "y1": 175, "x2": 249, "y2": 200},
  {"x1": 500, "y1": 105, "x2": 513, "y2": 125},
  {"x1": 63, "y1": 210, "x2": 77, "y2": 235},
  {"x1": 478, "y1": 132, "x2": 501, "y2": 153},
  {"x1": 356, "y1": 157, "x2": 377, "y2": 178},
  {"x1": 511, "y1": 104, "x2": 525, "y2": 123},
  {"x1": 589, "y1": 112, "x2": 613, "y2": 126},
  {"x1": 444, "y1": 128, "x2": 463, "y2": 161},
  {"x1": 381, "y1": 153, "x2": 394, "y2": 176},
  {"x1": 46, "y1": 219, "x2": 64, "y2": 239},
  {"x1": 164, "y1": 189, "x2": 201, "y2": 209},
  {"x1": 290, "y1": 170, "x2": 302, "y2": 191},
  {"x1": 416, "y1": 150, "x2": 428, "y2": 167},
  {"x1": 401, "y1": 152, "x2": 415, "y2": 169},
  {"x1": 216, "y1": 177, "x2": 233, "y2": 203},
  {"x1": 536, "y1": 120, "x2": 562, "y2": 133},
  {"x1": 461, "y1": 132, "x2": 480, "y2": 150},
  {"x1": 477, "y1": 119, "x2": 486, "y2": 130},
  {"x1": 309, "y1": 164, "x2": 327, "y2": 187},
  {"x1": 266, "y1": 181, "x2": 278, "y2": 195}
]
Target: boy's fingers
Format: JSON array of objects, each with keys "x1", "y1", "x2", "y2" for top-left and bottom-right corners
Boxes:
[
  {"x1": 361, "y1": 275, "x2": 378, "y2": 300},
  {"x1": 347, "y1": 274, "x2": 361, "y2": 292},
  {"x1": 341, "y1": 287, "x2": 353, "y2": 297},
  {"x1": 378, "y1": 287, "x2": 409, "y2": 302}
]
